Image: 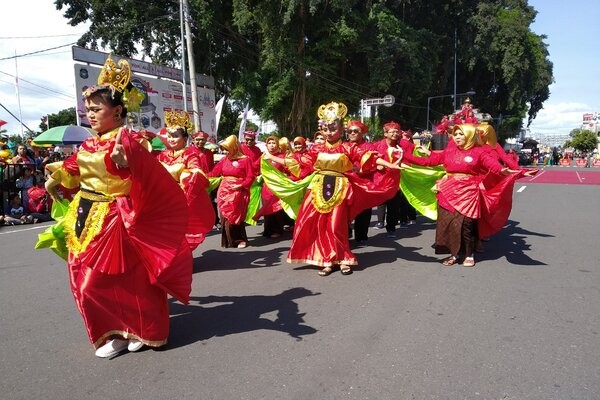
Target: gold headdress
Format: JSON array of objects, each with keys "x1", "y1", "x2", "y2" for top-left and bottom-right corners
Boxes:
[
  {"x1": 164, "y1": 110, "x2": 193, "y2": 132},
  {"x1": 82, "y1": 54, "x2": 144, "y2": 111},
  {"x1": 98, "y1": 54, "x2": 131, "y2": 93},
  {"x1": 317, "y1": 101, "x2": 348, "y2": 124}
]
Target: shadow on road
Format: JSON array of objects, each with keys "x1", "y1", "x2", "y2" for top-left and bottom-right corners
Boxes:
[
  {"x1": 354, "y1": 226, "x2": 441, "y2": 270},
  {"x1": 476, "y1": 220, "x2": 553, "y2": 266},
  {"x1": 166, "y1": 287, "x2": 320, "y2": 349},
  {"x1": 193, "y1": 246, "x2": 289, "y2": 273}
]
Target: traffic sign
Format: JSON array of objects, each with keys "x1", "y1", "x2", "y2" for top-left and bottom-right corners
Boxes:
[{"x1": 362, "y1": 95, "x2": 395, "y2": 107}]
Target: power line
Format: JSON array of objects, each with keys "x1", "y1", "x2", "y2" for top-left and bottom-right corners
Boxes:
[
  {"x1": 0, "y1": 43, "x2": 77, "y2": 61},
  {"x1": 0, "y1": 70, "x2": 75, "y2": 100},
  {"x1": 0, "y1": 33, "x2": 84, "y2": 39}
]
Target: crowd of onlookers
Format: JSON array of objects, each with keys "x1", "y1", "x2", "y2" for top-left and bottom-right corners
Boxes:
[{"x1": 1, "y1": 139, "x2": 66, "y2": 226}]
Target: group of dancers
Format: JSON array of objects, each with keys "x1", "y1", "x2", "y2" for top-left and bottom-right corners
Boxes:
[{"x1": 36, "y1": 55, "x2": 535, "y2": 359}]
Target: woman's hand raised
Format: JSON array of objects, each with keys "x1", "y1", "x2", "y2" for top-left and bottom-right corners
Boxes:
[{"x1": 110, "y1": 127, "x2": 129, "y2": 168}]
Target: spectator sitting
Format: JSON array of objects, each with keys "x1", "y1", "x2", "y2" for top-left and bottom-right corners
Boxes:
[
  {"x1": 15, "y1": 166, "x2": 35, "y2": 209},
  {"x1": 26, "y1": 179, "x2": 53, "y2": 223},
  {"x1": 3, "y1": 194, "x2": 33, "y2": 225}
]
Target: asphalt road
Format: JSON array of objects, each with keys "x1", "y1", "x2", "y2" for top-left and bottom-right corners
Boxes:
[{"x1": 1, "y1": 167, "x2": 599, "y2": 400}]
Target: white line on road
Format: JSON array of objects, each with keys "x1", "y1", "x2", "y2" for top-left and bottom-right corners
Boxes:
[
  {"x1": 0, "y1": 224, "x2": 48, "y2": 235},
  {"x1": 575, "y1": 171, "x2": 584, "y2": 183},
  {"x1": 528, "y1": 170, "x2": 545, "y2": 182},
  {"x1": 517, "y1": 186, "x2": 527, "y2": 193}
]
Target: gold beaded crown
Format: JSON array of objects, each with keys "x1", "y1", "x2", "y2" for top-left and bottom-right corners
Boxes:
[
  {"x1": 317, "y1": 101, "x2": 348, "y2": 124},
  {"x1": 98, "y1": 55, "x2": 131, "y2": 92},
  {"x1": 164, "y1": 110, "x2": 193, "y2": 132},
  {"x1": 82, "y1": 54, "x2": 132, "y2": 98}
]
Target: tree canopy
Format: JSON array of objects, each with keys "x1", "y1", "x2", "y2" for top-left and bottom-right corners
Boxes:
[
  {"x1": 55, "y1": 0, "x2": 553, "y2": 140},
  {"x1": 38, "y1": 107, "x2": 77, "y2": 132},
  {"x1": 566, "y1": 129, "x2": 598, "y2": 153}
]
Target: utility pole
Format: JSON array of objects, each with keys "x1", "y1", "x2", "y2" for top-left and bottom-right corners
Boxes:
[
  {"x1": 453, "y1": 27, "x2": 457, "y2": 111},
  {"x1": 182, "y1": 0, "x2": 201, "y2": 130},
  {"x1": 179, "y1": 0, "x2": 188, "y2": 113}
]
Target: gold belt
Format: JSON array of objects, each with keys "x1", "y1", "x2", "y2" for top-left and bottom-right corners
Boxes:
[
  {"x1": 315, "y1": 170, "x2": 346, "y2": 178},
  {"x1": 80, "y1": 190, "x2": 115, "y2": 202}
]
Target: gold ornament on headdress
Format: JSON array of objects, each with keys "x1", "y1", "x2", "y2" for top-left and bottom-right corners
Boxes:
[
  {"x1": 317, "y1": 101, "x2": 348, "y2": 124},
  {"x1": 82, "y1": 54, "x2": 133, "y2": 99},
  {"x1": 98, "y1": 54, "x2": 131, "y2": 93},
  {"x1": 164, "y1": 110, "x2": 193, "y2": 132}
]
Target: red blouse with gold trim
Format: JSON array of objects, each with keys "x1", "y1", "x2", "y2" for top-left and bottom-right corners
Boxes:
[
  {"x1": 156, "y1": 146, "x2": 215, "y2": 249},
  {"x1": 50, "y1": 127, "x2": 192, "y2": 349},
  {"x1": 285, "y1": 140, "x2": 399, "y2": 267}
]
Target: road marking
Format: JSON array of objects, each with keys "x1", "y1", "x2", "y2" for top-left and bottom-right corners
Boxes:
[
  {"x1": 0, "y1": 224, "x2": 48, "y2": 235},
  {"x1": 575, "y1": 171, "x2": 584, "y2": 183},
  {"x1": 517, "y1": 186, "x2": 527, "y2": 193},
  {"x1": 528, "y1": 170, "x2": 545, "y2": 182}
]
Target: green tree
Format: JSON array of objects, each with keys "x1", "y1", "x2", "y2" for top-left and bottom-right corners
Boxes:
[
  {"x1": 55, "y1": 0, "x2": 553, "y2": 138},
  {"x1": 39, "y1": 107, "x2": 77, "y2": 132},
  {"x1": 569, "y1": 130, "x2": 598, "y2": 153}
]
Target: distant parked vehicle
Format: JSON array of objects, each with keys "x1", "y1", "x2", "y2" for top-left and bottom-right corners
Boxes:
[{"x1": 517, "y1": 152, "x2": 533, "y2": 166}]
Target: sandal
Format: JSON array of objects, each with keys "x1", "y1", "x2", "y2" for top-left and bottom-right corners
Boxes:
[
  {"x1": 318, "y1": 267, "x2": 333, "y2": 276},
  {"x1": 340, "y1": 265, "x2": 353, "y2": 275},
  {"x1": 441, "y1": 256, "x2": 458, "y2": 266},
  {"x1": 462, "y1": 257, "x2": 476, "y2": 267},
  {"x1": 237, "y1": 241, "x2": 248, "y2": 249}
]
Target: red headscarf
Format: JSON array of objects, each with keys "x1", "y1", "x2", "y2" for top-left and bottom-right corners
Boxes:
[
  {"x1": 192, "y1": 131, "x2": 209, "y2": 139},
  {"x1": 346, "y1": 120, "x2": 368, "y2": 133},
  {"x1": 383, "y1": 121, "x2": 401, "y2": 131}
]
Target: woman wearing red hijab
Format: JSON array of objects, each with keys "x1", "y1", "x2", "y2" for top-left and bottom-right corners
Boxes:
[
  {"x1": 209, "y1": 135, "x2": 255, "y2": 248},
  {"x1": 403, "y1": 124, "x2": 518, "y2": 267}
]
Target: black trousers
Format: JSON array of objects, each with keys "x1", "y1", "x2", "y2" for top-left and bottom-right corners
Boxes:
[
  {"x1": 354, "y1": 207, "x2": 372, "y2": 241},
  {"x1": 385, "y1": 191, "x2": 402, "y2": 232},
  {"x1": 399, "y1": 191, "x2": 416, "y2": 223}
]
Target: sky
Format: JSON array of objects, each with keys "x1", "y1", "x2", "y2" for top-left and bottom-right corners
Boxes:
[{"x1": 1, "y1": 0, "x2": 599, "y2": 137}]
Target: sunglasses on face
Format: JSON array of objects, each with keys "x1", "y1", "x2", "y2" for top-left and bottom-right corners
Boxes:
[{"x1": 347, "y1": 129, "x2": 361, "y2": 134}]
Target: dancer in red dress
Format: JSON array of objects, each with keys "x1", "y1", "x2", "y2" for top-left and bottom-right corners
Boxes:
[
  {"x1": 253, "y1": 135, "x2": 290, "y2": 238},
  {"x1": 403, "y1": 123, "x2": 519, "y2": 267},
  {"x1": 208, "y1": 135, "x2": 255, "y2": 248},
  {"x1": 262, "y1": 102, "x2": 402, "y2": 276},
  {"x1": 43, "y1": 56, "x2": 192, "y2": 358},
  {"x1": 156, "y1": 111, "x2": 215, "y2": 249}
]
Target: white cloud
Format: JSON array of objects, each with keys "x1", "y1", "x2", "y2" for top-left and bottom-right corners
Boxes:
[
  {"x1": 0, "y1": 1, "x2": 87, "y2": 134},
  {"x1": 526, "y1": 101, "x2": 596, "y2": 134}
]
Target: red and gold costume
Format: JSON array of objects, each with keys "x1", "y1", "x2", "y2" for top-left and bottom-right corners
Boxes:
[
  {"x1": 156, "y1": 146, "x2": 215, "y2": 249},
  {"x1": 47, "y1": 128, "x2": 192, "y2": 349},
  {"x1": 282, "y1": 140, "x2": 398, "y2": 267}
]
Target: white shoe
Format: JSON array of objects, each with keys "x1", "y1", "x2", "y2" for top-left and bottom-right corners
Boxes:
[
  {"x1": 95, "y1": 338, "x2": 128, "y2": 358},
  {"x1": 128, "y1": 340, "x2": 144, "y2": 352}
]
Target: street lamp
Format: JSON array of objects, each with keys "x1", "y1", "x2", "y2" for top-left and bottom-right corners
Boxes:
[{"x1": 426, "y1": 90, "x2": 475, "y2": 131}]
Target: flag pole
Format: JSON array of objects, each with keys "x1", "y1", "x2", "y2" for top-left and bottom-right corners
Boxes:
[{"x1": 14, "y1": 50, "x2": 24, "y2": 136}]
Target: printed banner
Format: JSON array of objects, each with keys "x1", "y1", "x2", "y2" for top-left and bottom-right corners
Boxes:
[{"x1": 74, "y1": 64, "x2": 217, "y2": 142}]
